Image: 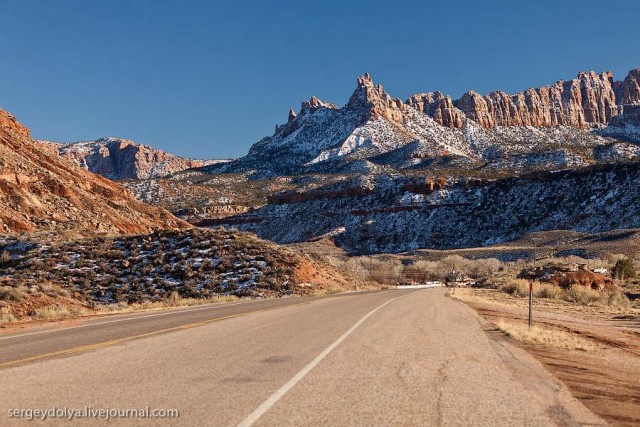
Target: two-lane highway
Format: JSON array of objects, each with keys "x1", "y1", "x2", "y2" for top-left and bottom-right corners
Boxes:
[
  {"x1": 0, "y1": 293, "x2": 333, "y2": 367},
  {"x1": 0, "y1": 289, "x2": 604, "y2": 426}
]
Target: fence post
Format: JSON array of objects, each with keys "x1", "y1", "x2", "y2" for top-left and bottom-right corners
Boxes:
[{"x1": 528, "y1": 281, "x2": 533, "y2": 328}]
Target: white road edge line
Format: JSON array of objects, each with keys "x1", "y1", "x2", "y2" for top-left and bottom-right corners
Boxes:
[
  {"x1": 0, "y1": 300, "x2": 251, "y2": 341},
  {"x1": 238, "y1": 293, "x2": 409, "y2": 427}
]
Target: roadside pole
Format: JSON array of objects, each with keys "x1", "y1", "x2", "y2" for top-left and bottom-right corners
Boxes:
[{"x1": 528, "y1": 281, "x2": 533, "y2": 327}]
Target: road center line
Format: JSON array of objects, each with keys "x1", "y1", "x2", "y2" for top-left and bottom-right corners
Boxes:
[
  {"x1": 238, "y1": 292, "x2": 410, "y2": 427},
  {"x1": 0, "y1": 300, "x2": 255, "y2": 341},
  {"x1": 0, "y1": 298, "x2": 319, "y2": 369}
]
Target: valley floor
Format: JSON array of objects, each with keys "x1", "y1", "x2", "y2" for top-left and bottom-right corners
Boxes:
[{"x1": 454, "y1": 288, "x2": 640, "y2": 427}]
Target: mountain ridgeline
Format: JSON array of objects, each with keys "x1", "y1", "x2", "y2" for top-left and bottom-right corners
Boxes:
[
  {"x1": 206, "y1": 68, "x2": 640, "y2": 178},
  {"x1": 181, "y1": 67, "x2": 640, "y2": 253}
]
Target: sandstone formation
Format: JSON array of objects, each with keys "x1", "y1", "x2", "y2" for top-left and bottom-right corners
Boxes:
[
  {"x1": 279, "y1": 68, "x2": 640, "y2": 140},
  {"x1": 347, "y1": 73, "x2": 407, "y2": 123},
  {"x1": 214, "y1": 67, "x2": 640, "y2": 178},
  {"x1": 410, "y1": 70, "x2": 632, "y2": 129},
  {"x1": 0, "y1": 111, "x2": 189, "y2": 234},
  {"x1": 620, "y1": 68, "x2": 640, "y2": 107},
  {"x1": 0, "y1": 108, "x2": 30, "y2": 138},
  {"x1": 407, "y1": 92, "x2": 464, "y2": 128},
  {"x1": 300, "y1": 96, "x2": 338, "y2": 114},
  {"x1": 56, "y1": 137, "x2": 218, "y2": 180}
]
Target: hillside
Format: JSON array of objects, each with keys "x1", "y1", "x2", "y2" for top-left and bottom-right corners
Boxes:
[
  {"x1": 0, "y1": 228, "x2": 357, "y2": 320},
  {"x1": 201, "y1": 164, "x2": 640, "y2": 253},
  {"x1": 0, "y1": 108, "x2": 189, "y2": 235}
]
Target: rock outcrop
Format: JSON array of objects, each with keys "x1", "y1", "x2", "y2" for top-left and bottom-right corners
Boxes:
[
  {"x1": 56, "y1": 137, "x2": 220, "y2": 180},
  {"x1": 210, "y1": 67, "x2": 640, "y2": 178},
  {"x1": 417, "y1": 71, "x2": 622, "y2": 129},
  {"x1": 300, "y1": 96, "x2": 338, "y2": 115},
  {"x1": 407, "y1": 92, "x2": 464, "y2": 128},
  {"x1": 348, "y1": 68, "x2": 639, "y2": 131},
  {"x1": 0, "y1": 113, "x2": 189, "y2": 234},
  {"x1": 455, "y1": 91, "x2": 495, "y2": 128},
  {"x1": 0, "y1": 108, "x2": 30, "y2": 138},
  {"x1": 347, "y1": 73, "x2": 407, "y2": 123},
  {"x1": 621, "y1": 68, "x2": 640, "y2": 106}
]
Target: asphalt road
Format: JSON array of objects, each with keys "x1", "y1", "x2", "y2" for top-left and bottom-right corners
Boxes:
[{"x1": 0, "y1": 288, "x2": 605, "y2": 426}]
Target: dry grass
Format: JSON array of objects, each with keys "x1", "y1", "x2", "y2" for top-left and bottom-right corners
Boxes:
[
  {"x1": 499, "y1": 279, "x2": 530, "y2": 297},
  {"x1": 0, "y1": 286, "x2": 25, "y2": 302},
  {"x1": 496, "y1": 319, "x2": 598, "y2": 351},
  {"x1": 534, "y1": 283, "x2": 564, "y2": 299},
  {"x1": 498, "y1": 279, "x2": 631, "y2": 309},
  {"x1": 33, "y1": 304, "x2": 89, "y2": 320},
  {"x1": 98, "y1": 292, "x2": 240, "y2": 314}
]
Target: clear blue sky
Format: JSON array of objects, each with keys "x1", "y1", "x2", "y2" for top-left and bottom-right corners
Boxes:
[{"x1": 1, "y1": 0, "x2": 639, "y2": 159}]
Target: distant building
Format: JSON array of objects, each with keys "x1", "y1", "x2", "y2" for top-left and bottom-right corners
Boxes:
[{"x1": 445, "y1": 271, "x2": 476, "y2": 287}]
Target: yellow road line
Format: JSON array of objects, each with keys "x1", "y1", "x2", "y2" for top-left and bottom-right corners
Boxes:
[
  {"x1": 0, "y1": 302, "x2": 306, "y2": 368},
  {"x1": 0, "y1": 291, "x2": 392, "y2": 369}
]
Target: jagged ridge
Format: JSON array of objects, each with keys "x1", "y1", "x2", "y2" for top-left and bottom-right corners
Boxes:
[{"x1": 209, "y1": 67, "x2": 640, "y2": 177}]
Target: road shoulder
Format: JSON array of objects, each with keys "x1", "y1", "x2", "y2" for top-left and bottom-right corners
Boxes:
[{"x1": 453, "y1": 288, "x2": 640, "y2": 426}]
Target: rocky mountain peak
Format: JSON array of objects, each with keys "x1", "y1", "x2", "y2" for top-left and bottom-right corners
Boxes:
[
  {"x1": 288, "y1": 108, "x2": 297, "y2": 122},
  {"x1": 358, "y1": 72, "x2": 373, "y2": 86},
  {"x1": 347, "y1": 73, "x2": 406, "y2": 123},
  {"x1": 300, "y1": 96, "x2": 338, "y2": 115},
  {"x1": 414, "y1": 70, "x2": 623, "y2": 129},
  {"x1": 455, "y1": 91, "x2": 494, "y2": 128}
]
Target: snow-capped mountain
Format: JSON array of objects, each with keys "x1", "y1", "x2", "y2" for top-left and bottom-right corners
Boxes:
[
  {"x1": 187, "y1": 67, "x2": 640, "y2": 253},
  {"x1": 208, "y1": 69, "x2": 640, "y2": 177},
  {"x1": 50, "y1": 137, "x2": 229, "y2": 180}
]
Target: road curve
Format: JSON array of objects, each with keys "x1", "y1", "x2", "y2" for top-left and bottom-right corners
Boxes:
[{"x1": 0, "y1": 288, "x2": 604, "y2": 426}]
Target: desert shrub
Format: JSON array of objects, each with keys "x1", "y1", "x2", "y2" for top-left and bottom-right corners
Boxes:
[
  {"x1": 499, "y1": 279, "x2": 530, "y2": 297},
  {"x1": 0, "y1": 307, "x2": 16, "y2": 323},
  {"x1": 0, "y1": 250, "x2": 11, "y2": 266},
  {"x1": 0, "y1": 286, "x2": 25, "y2": 302},
  {"x1": 603, "y1": 253, "x2": 628, "y2": 265},
  {"x1": 602, "y1": 291, "x2": 632, "y2": 310},
  {"x1": 41, "y1": 283, "x2": 68, "y2": 298},
  {"x1": 534, "y1": 283, "x2": 563, "y2": 299},
  {"x1": 167, "y1": 291, "x2": 181, "y2": 306},
  {"x1": 612, "y1": 258, "x2": 636, "y2": 280},
  {"x1": 33, "y1": 304, "x2": 86, "y2": 319},
  {"x1": 562, "y1": 286, "x2": 602, "y2": 305}
]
